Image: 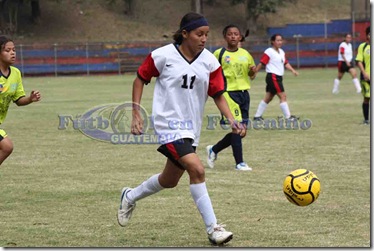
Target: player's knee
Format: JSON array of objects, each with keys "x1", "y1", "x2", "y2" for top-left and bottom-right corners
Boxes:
[
  {"x1": 159, "y1": 176, "x2": 180, "y2": 188},
  {"x1": 279, "y1": 93, "x2": 287, "y2": 102},
  {"x1": 187, "y1": 166, "x2": 205, "y2": 182},
  {"x1": 161, "y1": 179, "x2": 179, "y2": 188},
  {"x1": 1, "y1": 143, "x2": 13, "y2": 156}
]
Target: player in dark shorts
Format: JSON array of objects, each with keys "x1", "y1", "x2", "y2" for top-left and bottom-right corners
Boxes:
[
  {"x1": 117, "y1": 12, "x2": 244, "y2": 245},
  {"x1": 252, "y1": 34, "x2": 299, "y2": 121},
  {"x1": 332, "y1": 33, "x2": 361, "y2": 94},
  {"x1": 355, "y1": 26, "x2": 371, "y2": 124}
]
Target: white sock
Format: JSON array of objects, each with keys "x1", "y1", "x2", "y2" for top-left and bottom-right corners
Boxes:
[
  {"x1": 126, "y1": 173, "x2": 164, "y2": 204},
  {"x1": 254, "y1": 100, "x2": 268, "y2": 117},
  {"x1": 190, "y1": 182, "x2": 217, "y2": 233},
  {"x1": 280, "y1": 102, "x2": 291, "y2": 119},
  {"x1": 353, "y1": 78, "x2": 362, "y2": 93},
  {"x1": 333, "y1": 79, "x2": 340, "y2": 93}
]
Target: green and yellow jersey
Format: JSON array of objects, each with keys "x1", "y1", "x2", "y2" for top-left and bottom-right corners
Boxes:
[
  {"x1": 356, "y1": 42, "x2": 370, "y2": 80},
  {"x1": 0, "y1": 66, "x2": 25, "y2": 124},
  {"x1": 213, "y1": 47, "x2": 255, "y2": 91}
]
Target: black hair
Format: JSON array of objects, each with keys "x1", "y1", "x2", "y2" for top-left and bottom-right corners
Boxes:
[
  {"x1": 173, "y1": 12, "x2": 205, "y2": 45},
  {"x1": 366, "y1": 26, "x2": 370, "y2": 36},
  {"x1": 222, "y1": 24, "x2": 240, "y2": 37},
  {"x1": 270, "y1": 34, "x2": 282, "y2": 42},
  {"x1": 222, "y1": 24, "x2": 248, "y2": 42},
  {"x1": 0, "y1": 36, "x2": 13, "y2": 51},
  {"x1": 343, "y1": 33, "x2": 352, "y2": 42}
]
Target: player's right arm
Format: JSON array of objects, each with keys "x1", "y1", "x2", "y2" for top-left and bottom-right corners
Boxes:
[
  {"x1": 131, "y1": 76, "x2": 145, "y2": 135},
  {"x1": 131, "y1": 53, "x2": 159, "y2": 135},
  {"x1": 254, "y1": 51, "x2": 269, "y2": 73},
  {"x1": 340, "y1": 45, "x2": 350, "y2": 66}
]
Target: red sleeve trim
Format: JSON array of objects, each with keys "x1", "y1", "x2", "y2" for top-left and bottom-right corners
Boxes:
[
  {"x1": 284, "y1": 56, "x2": 289, "y2": 65},
  {"x1": 137, "y1": 54, "x2": 160, "y2": 83},
  {"x1": 208, "y1": 66, "x2": 225, "y2": 97},
  {"x1": 260, "y1": 53, "x2": 270, "y2": 65}
]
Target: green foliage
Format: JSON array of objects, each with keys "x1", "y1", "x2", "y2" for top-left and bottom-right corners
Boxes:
[{"x1": 232, "y1": 0, "x2": 297, "y2": 17}]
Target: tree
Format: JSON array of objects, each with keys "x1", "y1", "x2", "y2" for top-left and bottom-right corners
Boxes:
[
  {"x1": 106, "y1": 0, "x2": 135, "y2": 15},
  {"x1": 231, "y1": 0, "x2": 297, "y2": 34},
  {"x1": 0, "y1": 0, "x2": 22, "y2": 34},
  {"x1": 191, "y1": 0, "x2": 203, "y2": 14},
  {"x1": 30, "y1": 0, "x2": 41, "y2": 24},
  {"x1": 123, "y1": 0, "x2": 134, "y2": 15},
  {"x1": 0, "y1": 0, "x2": 41, "y2": 34}
]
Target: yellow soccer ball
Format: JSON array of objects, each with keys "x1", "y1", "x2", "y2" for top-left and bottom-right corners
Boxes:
[{"x1": 283, "y1": 169, "x2": 321, "y2": 206}]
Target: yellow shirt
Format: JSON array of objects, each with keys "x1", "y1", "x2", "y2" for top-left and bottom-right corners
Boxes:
[
  {"x1": 213, "y1": 47, "x2": 255, "y2": 91},
  {"x1": 355, "y1": 42, "x2": 370, "y2": 79},
  {"x1": 0, "y1": 66, "x2": 26, "y2": 124}
]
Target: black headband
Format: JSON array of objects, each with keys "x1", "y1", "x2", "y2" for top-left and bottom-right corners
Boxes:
[{"x1": 180, "y1": 17, "x2": 209, "y2": 32}]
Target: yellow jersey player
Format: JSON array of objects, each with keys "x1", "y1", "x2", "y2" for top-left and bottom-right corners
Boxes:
[
  {"x1": 206, "y1": 24, "x2": 256, "y2": 171},
  {"x1": 0, "y1": 36, "x2": 41, "y2": 166},
  {"x1": 355, "y1": 26, "x2": 370, "y2": 124}
]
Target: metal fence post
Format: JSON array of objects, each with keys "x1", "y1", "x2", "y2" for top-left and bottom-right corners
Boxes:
[
  {"x1": 54, "y1": 43, "x2": 58, "y2": 77},
  {"x1": 86, "y1": 42, "x2": 90, "y2": 76},
  {"x1": 19, "y1": 44, "x2": 24, "y2": 78},
  {"x1": 117, "y1": 42, "x2": 121, "y2": 75},
  {"x1": 293, "y1": 34, "x2": 302, "y2": 69},
  {"x1": 324, "y1": 19, "x2": 329, "y2": 68}
]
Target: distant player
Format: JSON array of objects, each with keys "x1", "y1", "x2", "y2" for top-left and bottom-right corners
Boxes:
[
  {"x1": 252, "y1": 34, "x2": 298, "y2": 121},
  {"x1": 355, "y1": 26, "x2": 370, "y2": 124},
  {"x1": 0, "y1": 36, "x2": 41, "y2": 167},
  {"x1": 332, "y1": 33, "x2": 361, "y2": 94}
]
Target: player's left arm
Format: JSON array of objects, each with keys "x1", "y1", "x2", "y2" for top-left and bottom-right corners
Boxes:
[
  {"x1": 15, "y1": 90, "x2": 41, "y2": 106},
  {"x1": 248, "y1": 54, "x2": 257, "y2": 80},
  {"x1": 285, "y1": 60, "x2": 298, "y2": 76}
]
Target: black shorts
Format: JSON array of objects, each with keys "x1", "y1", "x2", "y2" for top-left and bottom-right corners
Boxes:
[
  {"x1": 157, "y1": 138, "x2": 196, "y2": 170},
  {"x1": 266, "y1": 73, "x2": 284, "y2": 94},
  {"x1": 338, "y1": 61, "x2": 354, "y2": 73},
  {"x1": 220, "y1": 90, "x2": 250, "y2": 125}
]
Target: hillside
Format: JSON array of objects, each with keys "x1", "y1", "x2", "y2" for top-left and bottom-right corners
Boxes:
[{"x1": 13, "y1": 0, "x2": 351, "y2": 44}]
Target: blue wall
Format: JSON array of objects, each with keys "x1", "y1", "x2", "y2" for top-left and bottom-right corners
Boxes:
[{"x1": 267, "y1": 19, "x2": 352, "y2": 38}]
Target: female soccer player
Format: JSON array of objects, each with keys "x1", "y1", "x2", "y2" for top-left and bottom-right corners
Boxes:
[
  {"x1": 206, "y1": 24, "x2": 256, "y2": 171},
  {"x1": 252, "y1": 34, "x2": 298, "y2": 121},
  {"x1": 355, "y1": 26, "x2": 370, "y2": 124},
  {"x1": 0, "y1": 36, "x2": 41, "y2": 166},
  {"x1": 332, "y1": 33, "x2": 361, "y2": 94},
  {"x1": 117, "y1": 12, "x2": 242, "y2": 245}
]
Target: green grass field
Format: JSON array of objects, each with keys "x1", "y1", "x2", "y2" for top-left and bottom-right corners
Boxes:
[{"x1": 0, "y1": 68, "x2": 370, "y2": 247}]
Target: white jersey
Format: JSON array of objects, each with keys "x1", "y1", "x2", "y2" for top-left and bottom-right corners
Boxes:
[
  {"x1": 338, "y1": 42, "x2": 353, "y2": 62},
  {"x1": 137, "y1": 43, "x2": 225, "y2": 146},
  {"x1": 260, "y1": 47, "x2": 288, "y2": 76}
]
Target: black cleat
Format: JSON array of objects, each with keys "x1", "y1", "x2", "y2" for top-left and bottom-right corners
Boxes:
[
  {"x1": 287, "y1": 115, "x2": 299, "y2": 121},
  {"x1": 253, "y1": 116, "x2": 264, "y2": 121}
]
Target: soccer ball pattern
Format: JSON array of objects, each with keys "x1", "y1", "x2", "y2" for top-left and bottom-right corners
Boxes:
[{"x1": 283, "y1": 169, "x2": 321, "y2": 206}]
